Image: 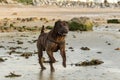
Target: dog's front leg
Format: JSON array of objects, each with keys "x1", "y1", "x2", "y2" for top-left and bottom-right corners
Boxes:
[
  {"x1": 60, "y1": 45, "x2": 66, "y2": 68},
  {"x1": 47, "y1": 51, "x2": 55, "y2": 72}
]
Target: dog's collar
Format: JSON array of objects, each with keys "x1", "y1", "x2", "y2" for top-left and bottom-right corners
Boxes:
[{"x1": 48, "y1": 39, "x2": 65, "y2": 45}]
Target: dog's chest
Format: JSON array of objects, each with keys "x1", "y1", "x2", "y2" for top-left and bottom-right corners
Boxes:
[{"x1": 51, "y1": 44, "x2": 60, "y2": 52}]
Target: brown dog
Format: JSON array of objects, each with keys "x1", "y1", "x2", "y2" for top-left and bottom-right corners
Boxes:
[{"x1": 37, "y1": 20, "x2": 69, "y2": 72}]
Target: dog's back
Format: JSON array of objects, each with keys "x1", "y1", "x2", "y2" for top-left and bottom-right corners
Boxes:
[{"x1": 37, "y1": 25, "x2": 48, "y2": 51}]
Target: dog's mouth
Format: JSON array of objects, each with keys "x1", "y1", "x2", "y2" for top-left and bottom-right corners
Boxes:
[{"x1": 58, "y1": 32, "x2": 68, "y2": 36}]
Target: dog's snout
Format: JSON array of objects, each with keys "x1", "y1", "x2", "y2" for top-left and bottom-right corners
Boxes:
[
  {"x1": 64, "y1": 30, "x2": 68, "y2": 34},
  {"x1": 64, "y1": 28, "x2": 69, "y2": 33}
]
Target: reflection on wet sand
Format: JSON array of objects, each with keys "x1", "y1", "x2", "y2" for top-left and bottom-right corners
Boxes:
[
  {"x1": 39, "y1": 70, "x2": 54, "y2": 80},
  {"x1": 39, "y1": 70, "x2": 66, "y2": 80}
]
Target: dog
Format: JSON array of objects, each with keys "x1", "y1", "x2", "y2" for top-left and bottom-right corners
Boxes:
[{"x1": 37, "y1": 20, "x2": 69, "y2": 72}]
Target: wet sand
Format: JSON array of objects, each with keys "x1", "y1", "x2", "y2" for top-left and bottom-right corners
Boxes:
[
  {"x1": 0, "y1": 27, "x2": 120, "y2": 80},
  {"x1": 0, "y1": 6, "x2": 120, "y2": 80}
]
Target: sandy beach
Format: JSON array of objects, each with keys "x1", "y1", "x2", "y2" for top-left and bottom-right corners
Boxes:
[
  {"x1": 0, "y1": 5, "x2": 120, "y2": 80},
  {"x1": 0, "y1": 6, "x2": 120, "y2": 20}
]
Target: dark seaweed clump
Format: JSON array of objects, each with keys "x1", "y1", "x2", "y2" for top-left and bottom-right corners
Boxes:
[
  {"x1": 107, "y1": 19, "x2": 120, "y2": 24},
  {"x1": 20, "y1": 52, "x2": 33, "y2": 59},
  {"x1": 0, "y1": 57, "x2": 5, "y2": 62},
  {"x1": 5, "y1": 72, "x2": 21, "y2": 78},
  {"x1": 81, "y1": 47, "x2": 90, "y2": 50},
  {"x1": 75, "y1": 59, "x2": 104, "y2": 66}
]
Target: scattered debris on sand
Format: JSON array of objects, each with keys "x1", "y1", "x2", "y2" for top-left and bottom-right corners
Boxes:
[
  {"x1": 75, "y1": 59, "x2": 104, "y2": 66},
  {"x1": 9, "y1": 46, "x2": 22, "y2": 50},
  {"x1": 115, "y1": 48, "x2": 120, "y2": 50},
  {"x1": 68, "y1": 47, "x2": 74, "y2": 49},
  {"x1": 107, "y1": 43, "x2": 111, "y2": 45},
  {"x1": 0, "y1": 45, "x2": 5, "y2": 49},
  {"x1": 72, "y1": 35, "x2": 76, "y2": 38},
  {"x1": 118, "y1": 29, "x2": 120, "y2": 32},
  {"x1": 27, "y1": 39, "x2": 37, "y2": 44},
  {"x1": 71, "y1": 49, "x2": 74, "y2": 51},
  {"x1": 66, "y1": 43, "x2": 68, "y2": 45},
  {"x1": 7, "y1": 50, "x2": 22, "y2": 55},
  {"x1": 17, "y1": 40, "x2": 23, "y2": 44},
  {"x1": 5, "y1": 72, "x2": 21, "y2": 78},
  {"x1": 0, "y1": 57, "x2": 5, "y2": 62},
  {"x1": 68, "y1": 47, "x2": 74, "y2": 51},
  {"x1": 96, "y1": 51, "x2": 102, "y2": 54},
  {"x1": 81, "y1": 47, "x2": 90, "y2": 50},
  {"x1": 20, "y1": 52, "x2": 33, "y2": 59},
  {"x1": 105, "y1": 41, "x2": 111, "y2": 45}
]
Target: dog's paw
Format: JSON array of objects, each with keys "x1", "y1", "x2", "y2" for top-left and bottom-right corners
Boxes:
[
  {"x1": 63, "y1": 62, "x2": 66, "y2": 68},
  {"x1": 41, "y1": 67, "x2": 46, "y2": 70}
]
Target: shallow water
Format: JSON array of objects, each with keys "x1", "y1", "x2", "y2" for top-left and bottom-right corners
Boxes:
[{"x1": 0, "y1": 26, "x2": 120, "y2": 80}]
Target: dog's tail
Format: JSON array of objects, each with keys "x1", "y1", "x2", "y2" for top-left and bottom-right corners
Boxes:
[{"x1": 41, "y1": 25, "x2": 45, "y2": 34}]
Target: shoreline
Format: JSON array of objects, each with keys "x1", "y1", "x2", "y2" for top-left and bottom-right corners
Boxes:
[{"x1": 0, "y1": 6, "x2": 120, "y2": 20}]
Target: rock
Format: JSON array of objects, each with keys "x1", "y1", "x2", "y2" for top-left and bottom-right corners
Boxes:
[{"x1": 69, "y1": 17, "x2": 93, "y2": 31}]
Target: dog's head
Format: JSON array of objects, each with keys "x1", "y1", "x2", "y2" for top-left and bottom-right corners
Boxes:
[{"x1": 53, "y1": 20, "x2": 69, "y2": 36}]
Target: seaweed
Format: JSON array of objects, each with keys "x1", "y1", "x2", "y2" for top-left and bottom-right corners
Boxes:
[
  {"x1": 0, "y1": 57, "x2": 5, "y2": 62},
  {"x1": 5, "y1": 72, "x2": 21, "y2": 78},
  {"x1": 75, "y1": 59, "x2": 104, "y2": 66},
  {"x1": 81, "y1": 47, "x2": 90, "y2": 50},
  {"x1": 20, "y1": 52, "x2": 32, "y2": 59}
]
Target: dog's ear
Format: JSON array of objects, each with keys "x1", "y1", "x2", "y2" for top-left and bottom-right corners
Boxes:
[
  {"x1": 63, "y1": 21, "x2": 69, "y2": 29},
  {"x1": 54, "y1": 20, "x2": 61, "y2": 27},
  {"x1": 63, "y1": 21, "x2": 69, "y2": 25},
  {"x1": 63, "y1": 21, "x2": 68, "y2": 24}
]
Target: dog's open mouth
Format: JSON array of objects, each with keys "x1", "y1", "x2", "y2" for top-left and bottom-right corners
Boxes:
[{"x1": 58, "y1": 32, "x2": 68, "y2": 36}]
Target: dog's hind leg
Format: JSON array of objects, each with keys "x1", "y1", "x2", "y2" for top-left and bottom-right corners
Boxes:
[{"x1": 38, "y1": 48, "x2": 46, "y2": 70}]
